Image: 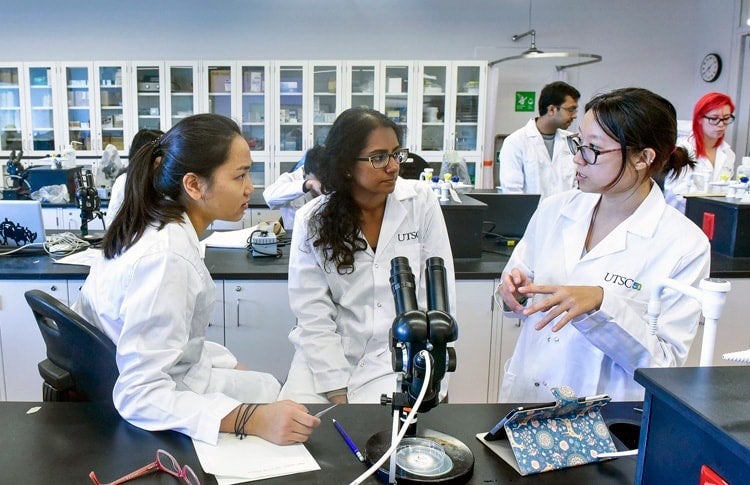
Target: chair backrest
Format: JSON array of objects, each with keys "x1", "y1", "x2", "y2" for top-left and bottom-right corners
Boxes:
[{"x1": 24, "y1": 289, "x2": 118, "y2": 405}]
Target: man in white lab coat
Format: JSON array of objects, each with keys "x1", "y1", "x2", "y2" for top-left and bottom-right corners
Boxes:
[{"x1": 499, "y1": 81, "x2": 580, "y2": 200}]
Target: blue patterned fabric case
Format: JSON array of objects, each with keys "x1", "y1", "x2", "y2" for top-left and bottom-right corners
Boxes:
[{"x1": 476, "y1": 386, "x2": 617, "y2": 476}]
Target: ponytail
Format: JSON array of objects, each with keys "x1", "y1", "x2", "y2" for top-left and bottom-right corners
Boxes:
[
  {"x1": 102, "y1": 113, "x2": 241, "y2": 259},
  {"x1": 660, "y1": 145, "x2": 696, "y2": 180}
]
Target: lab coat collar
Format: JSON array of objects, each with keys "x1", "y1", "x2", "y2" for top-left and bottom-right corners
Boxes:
[
  {"x1": 560, "y1": 182, "x2": 665, "y2": 265},
  {"x1": 179, "y1": 212, "x2": 205, "y2": 259},
  {"x1": 374, "y1": 179, "x2": 417, "y2": 254}
]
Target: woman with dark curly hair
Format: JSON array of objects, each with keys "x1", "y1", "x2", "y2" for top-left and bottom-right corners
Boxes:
[{"x1": 279, "y1": 107, "x2": 455, "y2": 404}]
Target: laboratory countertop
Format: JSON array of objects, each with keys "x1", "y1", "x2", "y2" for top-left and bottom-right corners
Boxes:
[
  {"x1": 0, "y1": 234, "x2": 513, "y2": 281},
  {"x1": 0, "y1": 400, "x2": 641, "y2": 484},
  {"x1": 2, "y1": 234, "x2": 750, "y2": 280}
]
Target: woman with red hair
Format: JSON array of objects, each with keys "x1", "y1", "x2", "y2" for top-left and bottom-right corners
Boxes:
[{"x1": 664, "y1": 92, "x2": 736, "y2": 213}]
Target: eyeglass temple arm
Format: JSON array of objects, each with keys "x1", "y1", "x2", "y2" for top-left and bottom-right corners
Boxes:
[{"x1": 89, "y1": 460, "x2": 159, "y2": 485}]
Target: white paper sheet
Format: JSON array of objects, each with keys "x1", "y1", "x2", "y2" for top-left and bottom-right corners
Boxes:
[
  {"x1": 201, "y1": 226, "x2": 258, "y2": 249},
  {"x1": 52, "y1": 247, "x2": 102, "y2": 267},
  {"x1": 193, "y1": 433, "x2": 319, "y2": 483}
]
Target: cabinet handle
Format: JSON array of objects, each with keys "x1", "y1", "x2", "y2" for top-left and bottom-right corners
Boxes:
[
  {"x1": 50, "y1": 285, "x2": 57, "y2": 292},
  {"x1": 236, "y1": 299, "x2": 241, "y2": 327}
]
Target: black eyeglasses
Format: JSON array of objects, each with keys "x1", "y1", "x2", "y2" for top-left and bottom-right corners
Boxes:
[
  {"x1": 703, "y1": 114, "x2": 735, "y2": 126},
  {"x1": 567, "y1": 135, "x2": 623, "y2": 165},
  {"x1": 89, "y1": 449, "x2": 200, "y2": 485},
  {"x1": 556, "y1": 105, "x2": 578, "y2": 114},
  {"x1": 356, "y1": 148, "x2": 410, "y2": 169}
]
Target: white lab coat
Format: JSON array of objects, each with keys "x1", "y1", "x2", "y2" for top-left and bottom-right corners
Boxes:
[
  {"x1": 499, "y1": 118, "x2": 577, "y2": 200},
  {"x1": 279, "y1": 178, "x2": 456, "y2": 403},
  {"x1": 664, "y1": 134, "x2": 736, "y2": 213},
  {"x1": 499, "y1": 184, "x2": 710, "y2": 403},
  {"x1": 104, "y1": 172, "x2": 126, "y2": 226},
  {"x1": 262, "y1": 166, "x2": 314, "y2": 229},
  {"x1": 72, "y1": 214, "x2": 280, "y2": 444}
]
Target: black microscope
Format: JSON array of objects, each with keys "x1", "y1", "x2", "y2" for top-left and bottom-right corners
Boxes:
[
  {"x1": 364, "y1": 256, "x2": 474, "y2": 483},
  {"x1": 74, "y1": 169, "x2": 103, "y2": 240}
]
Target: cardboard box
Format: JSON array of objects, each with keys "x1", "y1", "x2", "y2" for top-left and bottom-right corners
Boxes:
[{"x1": 210, "y1": 70, "x2": 231, "y2": 92}]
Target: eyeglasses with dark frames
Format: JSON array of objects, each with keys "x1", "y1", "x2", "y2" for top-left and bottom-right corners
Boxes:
[
  {"x1": 89, "y1": 449, "x2": 200, "y2": 485},
  {"x1": 356, "y1": 148, "x2": 410, "y2": 169},
  {"x1": 556, "y1": 105, "x2": 578, "y2": 114},
  {"x1": 567, "y1": 135, "x2": 623, "y2": 165},
  {"x1": 703, "y1": 114, "x2": 735, "y2": 126}
]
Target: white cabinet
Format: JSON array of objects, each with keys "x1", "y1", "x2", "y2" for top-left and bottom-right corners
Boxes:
[
  {"x1": 272, "y1": 61, "x2": 343, "y2": 183},
  {"x1": 93, "y1": 62, "x2": 131, "y2": 153},
  {"x1": 415, "y1": 62, "x2": 486, "y2": 184},
  {"x1": 380, "y1": 62, "x2": 416, "y2": 151},
  {"x1": 448, "y1": 279, "x2": 496, "y2": 403},
  {"x1": 0, "y1": 279, "x2": 69, "y2": 401},
  {"x1": 21, "y1": 62, "x2": 62, "y2": 155},
  {"x1": 223, "y1": 279, "x2": 296, "y2": 382},
  {"x1": 0, "y1": 63, "x2": 25, "y2": 154},
  {"x1": 130, "y1": 60, "x2": 200, "y2": 132},
  {"x1": 344, "y1": 61, "x2": 380, "y2": 112},
  {"x1": 40, "y1": 206, "x2": 105, "y2": 231}
]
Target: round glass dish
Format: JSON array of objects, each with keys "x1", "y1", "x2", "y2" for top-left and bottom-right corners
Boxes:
[{"x1": 395, "y1": 437, "x2": 451, "y2": 477}]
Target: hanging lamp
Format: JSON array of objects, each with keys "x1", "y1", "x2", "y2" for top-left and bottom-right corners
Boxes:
[{"x1": 488, "y1": 0, "x2": 602, "y2": 71}]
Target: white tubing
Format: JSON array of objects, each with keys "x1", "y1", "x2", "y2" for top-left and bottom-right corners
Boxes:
[{"x1": 349, "y1": 351, "x2": 432, "y2": 485}]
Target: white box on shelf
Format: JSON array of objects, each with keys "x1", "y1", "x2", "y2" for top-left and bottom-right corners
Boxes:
[{"x1": 388, "y1": 77, "x2": 402, "y2": 93}]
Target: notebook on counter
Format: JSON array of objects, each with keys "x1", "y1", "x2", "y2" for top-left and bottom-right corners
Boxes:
[{"x1": 0, "y1": 200, "x2": 47, "y2": 251}]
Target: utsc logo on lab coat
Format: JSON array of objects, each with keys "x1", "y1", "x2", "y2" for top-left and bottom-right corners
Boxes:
[
  {"x1": 603, "y1": 272, "x2": 642, "y2": 291},
  {"x1": 398, "y1": 231, "x2": 419, "y2": 242}
]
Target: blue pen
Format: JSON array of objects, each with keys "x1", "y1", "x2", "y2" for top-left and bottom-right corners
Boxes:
[{"x1": 332, "y1": 418, "x2": 365, "y2": 462}]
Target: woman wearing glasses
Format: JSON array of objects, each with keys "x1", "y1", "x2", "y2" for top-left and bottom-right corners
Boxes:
[
  {"x1": 496, "y1": 88, "x2": 710, "y2": 403},
  {"x1": 279, "y1": 107, "x2": 455, "y2": 404},
  {"x1": 664, "y1": 92, "x2": 736, "y2": 213}
]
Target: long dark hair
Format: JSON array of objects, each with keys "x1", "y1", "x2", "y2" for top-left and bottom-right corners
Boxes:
[
  {"x1": 309, "y1": 107, "x2": 402, "y2": 274},
  {"x1": 103, "y1": 114, "x2": 242, "y2": 259},
  {"x1": 585, "y1": 87, "x2": 694, "y2": 190}
]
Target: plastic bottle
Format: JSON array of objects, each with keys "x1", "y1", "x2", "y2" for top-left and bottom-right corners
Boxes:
[
  {"x1": 736, "y1": 157, "x2": 750, "y2": 181},
  {"x1": 62, "y1": 144, "x2": 76, "y2": 169}
]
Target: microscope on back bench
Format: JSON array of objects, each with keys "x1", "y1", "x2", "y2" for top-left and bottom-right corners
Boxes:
[
  {"x1": 74, "y1": 169, "x2": 103, "y2": 239},
  {"x1": 3, "y1": 150, "x2": 31, "y2": 200}
]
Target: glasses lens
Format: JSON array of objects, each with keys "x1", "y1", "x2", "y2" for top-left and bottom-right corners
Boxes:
[
  {"x1": 580, "y1": 146, "x2": 597, "y2": 164},
  {"x1": 371, "y1": 153, "x2": 389, "y2": 168},
  {"x1": 156, "y1": 450, "x2": 181, "y2": 476},
  {"x1": 183, "y1": 465, "x2": 201, "y2": 485},
  {"x1": 567, "y1": 136, "x2": 579, "y2": 154},
  {"x1": 395, "y1": 149, "x2": 409, "y2": 164},
  {"x1": 724, "y1": 115, "x2": 735, "y2": 125}
]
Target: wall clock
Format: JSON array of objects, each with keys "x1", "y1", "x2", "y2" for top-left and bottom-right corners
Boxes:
[{"x1": 700, "y1": 53, "x2": 722, "y2": 82}]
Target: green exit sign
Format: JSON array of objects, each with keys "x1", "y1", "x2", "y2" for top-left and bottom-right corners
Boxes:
[{"x1": 515, "y1": 91, "x2": 535, "y2": 112}]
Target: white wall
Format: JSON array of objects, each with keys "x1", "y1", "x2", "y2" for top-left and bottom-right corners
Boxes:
[{"x1": 0, "y1": 0, "x2": 738, "y2": 136}]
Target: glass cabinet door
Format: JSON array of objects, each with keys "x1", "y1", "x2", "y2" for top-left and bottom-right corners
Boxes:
[
  {"x1": 240, "y1": 63, "x2": 270, "y2": 185},
  {"x1": 206, "y1": 63, "x2": 233, "y2": 119},
  {"x1": 382, "y1": 63, "x2": 412, "y2": 148},
  {"x1": 277, "y1": 64, "x2": 304, "y2": 153},
  {"x1": 419, "y1": 64, "x2": 448, "y2": 154},
  {"x1": 134, "y1": 64, "x2": 163, "y2": 131},
  {"x1": 25, "y1": 64, "x2": 59, "y2": 153},
  {"x1": 0, "y1": 65, "x2": 23, "y2": 152},
  {"x1": 95, "y1": 63, "x2": 126, "y2": 152},
  {"x1": 62, "y1": 63, "x2": 95, "y2": 152},
  {"x1": 453, "y1": 65, "x2": 482, "y2": 152},
  {"x1": 312, "y1": 63, "x2": 340, "y2": 146},
  {"x1": 166, "y1": 63, "x2": 197, "y2": 128},
  {"x1": 347, "y1": 63, "x2": 377, "y2": 111}
]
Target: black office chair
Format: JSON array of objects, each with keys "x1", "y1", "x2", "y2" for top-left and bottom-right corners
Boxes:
[{"x1": 24, "y1": 289, "x2": 118, "y2": 406}]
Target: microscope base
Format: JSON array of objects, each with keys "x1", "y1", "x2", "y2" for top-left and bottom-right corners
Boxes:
[{"x1": 365, "y1": 428, "x2": 474, "y2": 484}]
